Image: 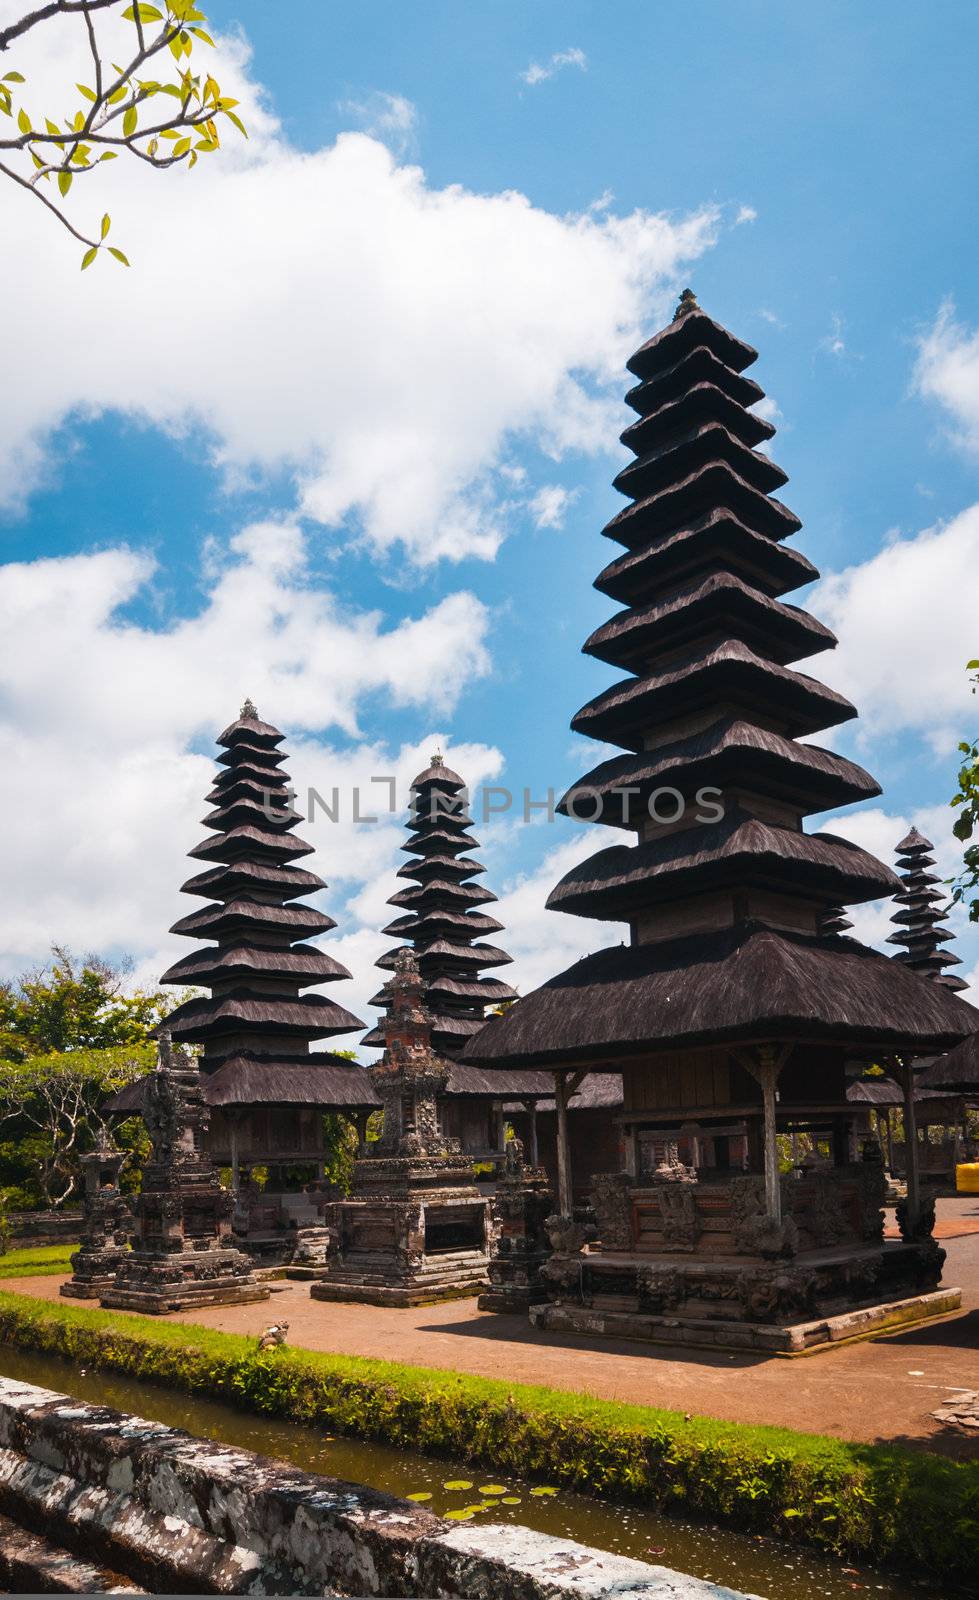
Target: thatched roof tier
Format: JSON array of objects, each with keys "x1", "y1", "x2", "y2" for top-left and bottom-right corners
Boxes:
[
  {"x1": 376, "y1": 939, "x2": 513, "y2": 971},
  {"x1": 845, "y1": 1077, "x2": 955, "y2": 1108},
  {"x1": 160, "y1": 943, "x2": 351, "y2": 988},
  {"x1": 602, "y1": 462, "x2": 802, "y2": 553},
  {"x1": 463, "y1": 923, "x2": 979, "y2": 1068},
  {"x1": 596, "y1": 511, "x2": 820, "y2": 607},
  {"x1": 613, "y1": 422, "x2": 788, "y2": 506},
  {"x1": 217, "y1": 704, "x2": 284, "y2": 748},
  {"x1": 571, "y1": 638, "x2": 857, "y2": 748},
  {"x1": 584, "y1": 573, "x2": 835, "y2": 672},
  {"x1": 504, "y1": 1072, "x2": 625, "y2": 1116},
  {"x1": 171, "y1": 899, "x2": 336, "y2": 941},
  {"x1": 622, "y1": 383, "x2": 774, "y2": 455},
  {"x1": 188, "y1": 824, "x2": 315, "y2": 865},
  {"x1": 361, "y1": 1012, "x2": 486, "y2": 1049},
  {"x1": 819, "y1": 907, "x2": 853, "y2": 937},
  {"x1": 388, "y1": 879, "x2": 497, "y2": 910},
  {"x1": 162, "y1": 705, "x2": 362, "y2": 1076},
  {"x1": 110, "y1": 1054, "x2": 381, "y2": 1115},
  {"x1": 558, "y1": 721, "x2": 880, "y2": 830},
  {"x1": 918, "y1": 1031, "x2": 979, "y2": 1092},
  {"x1": 628, "y1": 299, "x2": 757, "y2": 380},
  {"x1": 546, "y1": 814, "x2": 898, "y2": 921},
  {"x1": 426, "y1": 974, "x2": 517, "y2": 1003},
  {"x1": 180, "y1": 861, "x2": 327, "y2": 902},
  {"x1": 896, "y1": 827, "x2": 934, "y2": 857},
  {"x1": 202, "y1": 798, "x2": 304, "y2": 833},
  {"x1": 166, "y1": 992, "x2": 363, "y2": 1044},
  {"x1": 625, "y1": 344, "x2": 764, "y2": 418},
  {"x1": 382, "y1": 909, "x2": 504, "y2": 940},
  {"x1": 412, "y1": 757, "x2": 466, "y2": 792},
  {"x1": 396, "y1": 854, "x2": 486, "y2": 882}
]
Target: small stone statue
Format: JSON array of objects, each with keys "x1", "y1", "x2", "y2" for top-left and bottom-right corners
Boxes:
[{"x1": 257, "y1": 1321, "x2": 289, "y2": 1350}]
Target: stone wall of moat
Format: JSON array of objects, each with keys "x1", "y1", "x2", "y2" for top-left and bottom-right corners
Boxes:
[{"x1": 0, "y1": 1375, "x2": 751, "y2": 1597}]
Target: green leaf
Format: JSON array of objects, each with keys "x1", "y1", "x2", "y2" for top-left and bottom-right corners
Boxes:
[
  {"x1": 189, "y1": 26, "x2": 215, "y2": 44},
  {"x1": 123, "y1": 106, "x2": 138, "y2": 137},
  {"x1": 478, "y1": 1485, "x2": 507, "y2": 1496},
  {"x1": 442, "y1": 1480, "x2": 472, "y2": 1492},
  {"x1": 783, "y1": 1507, "x2": 803, "y2": 1518},
  {"x1": 101, "y1": 212, "x2": 111, "y2": 239},
  {"x1": 57, "y1": 170, "x2": 73, "y2": 196},
  {"x1": 122, "y1": 3, "x2": 163, "y2": 18},
  {"x1": 108, "y1": 247, "x2": 131, "y2": 266},
  {"x1": 81, "y1": 246, "x2": 98, "y2": 270},
  {"x1": 405, "y1": 1491, "x2": 431, "y2": 1502},
  {"x1": 2, "y1": 71, "x2": 26, "y2": 84},
  {"x1": 172, "y1": 135, "x2": 192, "y2": 156},
  {"x1": 17, "y1": 107, "x2": 31, "y2": 134},
  {"x1": 444, "y1": 1508, "x2": 474, "y2": 1522},
  {"x1": 500, "y1": 1497, "x2": 521, "y2": 1505},
  {"x1": 529, "y1": 1486, "x2": 558, "y2": 1496},
  {"x1": 224, "y1": 108, "x2": 247, "y2": 137},
  {"x1": 76, "y1": 83, "x2": 97, "y2": 103},
  {"x1": 99, "y1": 150, "x2": 118, "y2": 160},
  {"x1": 107, "y1": 85, "x2": 128, "y2": 105}
]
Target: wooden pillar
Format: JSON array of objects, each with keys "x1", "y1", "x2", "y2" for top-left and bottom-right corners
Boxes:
[
  {"x1": 523, "y1": 1100, "x2": 539, "y2": 1168},
  {"x1": 229, "y1": 1112, "x2": 241, "y2": 1197},
  {"x1": 555, "y1": 1073, "x2": 572, "y2": 1216},
  {"x1": 739, "y1": 1045, "x2": 788, "y2": 1224},
  {"x1": 894, "y1": 1059, "x2": 920, "y2": 1228}
]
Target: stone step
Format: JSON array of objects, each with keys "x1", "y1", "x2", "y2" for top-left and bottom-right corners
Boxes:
[{"x1": 0, "y1": 1509, "x2": 147, "y2": 1593}]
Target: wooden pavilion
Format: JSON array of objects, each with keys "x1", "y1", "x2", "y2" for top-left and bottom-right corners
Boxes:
[
  {"x1": 361, "y1": 753, "x2": 551, "y2": 1166},
  {"x1": 112, "y1": 703, "x2": 380, "y2": 1260},
  {"x1": 465, "y1": 292, "x2": 979, "y2": 1350}
]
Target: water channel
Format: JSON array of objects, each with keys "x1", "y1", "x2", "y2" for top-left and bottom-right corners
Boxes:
[{"x1": 0, "y1": 1347, "x2": 944, "y2": 1600}]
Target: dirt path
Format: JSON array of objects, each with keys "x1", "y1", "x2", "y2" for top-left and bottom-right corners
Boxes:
[{"x1": 6, "y1": 1201, "x2": 978, "y2": 1456}]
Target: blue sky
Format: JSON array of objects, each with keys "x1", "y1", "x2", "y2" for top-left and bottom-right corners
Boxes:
[{"x1": 2, "y1": 0, "x2": 979, "y2": 1033}]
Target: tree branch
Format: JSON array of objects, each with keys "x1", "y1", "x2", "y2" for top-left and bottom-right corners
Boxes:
[
  {"x1": 0, "y1": 156, "x2": 95, "y2": 243},
  {"x1": 0, "y1": 0, "x2": 119, "y2": 52}
]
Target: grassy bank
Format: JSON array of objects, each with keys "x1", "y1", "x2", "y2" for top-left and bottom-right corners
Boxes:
[
  {"x1": 0, "y1": 1245, "x2": 74, "y2": 1280},
  {"x1": 0, "y1": 1290, "x2": 975, "y2": 1586}
]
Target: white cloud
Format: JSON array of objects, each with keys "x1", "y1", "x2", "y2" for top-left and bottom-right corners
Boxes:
[
  {"x1": 492, "y1": 831, "x2": 621, "y2": 998},
  {"x1": 337, "y1": 91, "x2": 418, "y2": 157},
  {"x1": 914, "y1": 301, "x2": 979, "y2": 454},
  {"x1": 821, "y1": 312, "x2": 847, "y2": 357},
  {"x1": 528, "y1": 484, "x2": 578, "y2": 530},
  {"x1": 0, "y1": 18, "x2": 717, "y2": 565},
  {"x1": 0, "y1": 528, "x2": 492, "y2": 976},
  {"x1": 520, "y1": 48, "x2": 588, "y2": 87},
  {"x1": 735, "y1": 205, "x2": 758, "y2": 225},
  {"x1": 811, "y1": 503, "x2": 979, "y2": 752}
]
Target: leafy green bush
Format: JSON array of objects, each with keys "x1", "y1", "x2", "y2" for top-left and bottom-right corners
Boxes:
[
  {"x1": 0, "y1": 1292, "x2": 974, "y2": 1585},
  {"x1": 0, "y1": 1246, "x2": 75, "y2": 1279}
]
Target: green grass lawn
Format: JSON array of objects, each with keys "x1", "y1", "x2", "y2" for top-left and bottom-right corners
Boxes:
[
  {"x1": 0, "y1": 1288, "x2": 975, "y2": 1586},
  {"x1": 0, "y1": 1244, "x2": 74, "y2": 1279}
]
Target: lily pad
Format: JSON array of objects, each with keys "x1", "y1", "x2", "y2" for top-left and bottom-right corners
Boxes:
[
  {"x1": 530, "y1": 1485, "x2": 558, "y2": 1497},
  {"x1": 478, "y1": 1484, "x2": 508, "y2": 1496},
  {"x1": 406, "y1": 1491, "x2": 432, "y2": 1502},
  {"x1": 501, "y1": 1496, "x2": 522, "y2": 1505},
  {"x1": 444, "y1": 1508, "x2": 475, "y2": 1521},
  {"x1": 442, "y1": 1479, "x2": 473, "y2": 1491},
  {"x1": 480, "y1": 1499, "x2": 500, "y2": 1508}
]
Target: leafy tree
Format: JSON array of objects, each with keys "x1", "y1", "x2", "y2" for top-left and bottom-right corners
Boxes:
[
  {"x1": 0, "y1": 945, "x2": 168, "y2": 1061},
  {"x1": 0, "y1": 0, "x2": 246, "y2": 266},
  {"x1": 950, "y1": 659, "x2": 979, "y2": 921},
  {"x1": 0, "y1": 1042, "x2": 154, "y2": 1207}
]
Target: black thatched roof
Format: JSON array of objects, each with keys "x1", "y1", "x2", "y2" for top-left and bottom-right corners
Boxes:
[
  {"x1": 463, "y1": 922, "x2": 979, "y2": 1068},
  {"x1": 886, "y1": 828, "x2": 967, "y2": 990},
  {"x1": 362, "y1": 756, "x2": 518, "y2": 1060},
  {"x1": 162, "y1": 703, "x2": 363, "y2": 1077},
  {"x1": 845, "y1": 1077, "x2": 955, "y2": 1108},
  {"x1": 109, "y1": 1053, "x2": 381, "y2": 1114},
  {"x1": 596, "y1": 510, "x2": 820, "y2": 608},
  {"x1": 504, "y1": 1072, "x2": 625, "y2": 1115},
  {"x1": 918, "y1": 1032, "x2": 979, "y2": 1092}
]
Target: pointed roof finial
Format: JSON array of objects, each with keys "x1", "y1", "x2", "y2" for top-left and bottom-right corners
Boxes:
[
  {"x1": 674, "y1": 287, "x2": 699, "y2": 321},
  {"x1": 240, "y1": 697, "x2": 258, "y2": 720},
  {"x1": 431, "y1": 748, "x2": 444, "y2": 766}
]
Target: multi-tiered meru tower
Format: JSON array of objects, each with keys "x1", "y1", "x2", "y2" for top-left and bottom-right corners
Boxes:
[
  {"x1": 364, "y1": 755, "x2": 517, "y2": 1058},
  {"x1": 120, "y1": 703, "x2": 379, "y2": 1255},
  {"x1": 887, "y1": 828, "x2": 967, "y2": 990},
  {"x1": 467, "y1": 292, "x2": 979, "y2": 1351}
]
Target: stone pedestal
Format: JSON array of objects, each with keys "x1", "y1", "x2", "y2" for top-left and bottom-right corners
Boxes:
[
  {"x1": 478, "y1": 1139, "x2": 553, "y2": 1313},
  {"x1": 60, "y1": 1141, "x2": 131, "y2": 1300},
  {"x1": 311, "y1": 951, "x2": 491, "y2": 1307},
  {"x1": 100, "y1": 1035, "x2": 268, "y2": 1315}
]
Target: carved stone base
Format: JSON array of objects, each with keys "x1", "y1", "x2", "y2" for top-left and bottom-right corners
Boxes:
[
  {"x1": 311, "y1": 1181, "x2": 492, "y2": 1306},
  {"x1": 99, "y1": 1247, "x2": 269, "y2": 1314},
  {"x1": 60, "y1": 1246, "x2": 129, "y2": 1300},
  {"x1": 530, "y1": 1286, "x2": 962, "y2": 1354}
]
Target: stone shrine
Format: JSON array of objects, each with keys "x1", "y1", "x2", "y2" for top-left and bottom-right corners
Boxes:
[
  {"x1": 100, "y1": 1032, "x2": 269, "y2": 1314},
  {"x1": 312, "y1": 952, "x2": 492, "y2": 1306},
  {"x1": 60, "y1": 1138, "x2": 131, "y2": 1300},
  {"x1": 478, "y1": 1138, "x2": 554, "y2": 1313}
]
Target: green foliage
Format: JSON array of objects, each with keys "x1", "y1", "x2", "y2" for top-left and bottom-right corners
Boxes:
[
  {"x1": 0, "y1": 946, "x2": 168, "y2": 1062},
  {"x1": 951, "y1": 660, "x2": 979, "y2": 921},
  {"x1": 321, "y1": 1113, "x2": 358, "y2": 1193},
  {"x1": 0, "y1": 0, "x2": 248, "y2": 262},
  {"x1": 0, "y1": 1293, "x2": 974, "y2": 1587}
]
